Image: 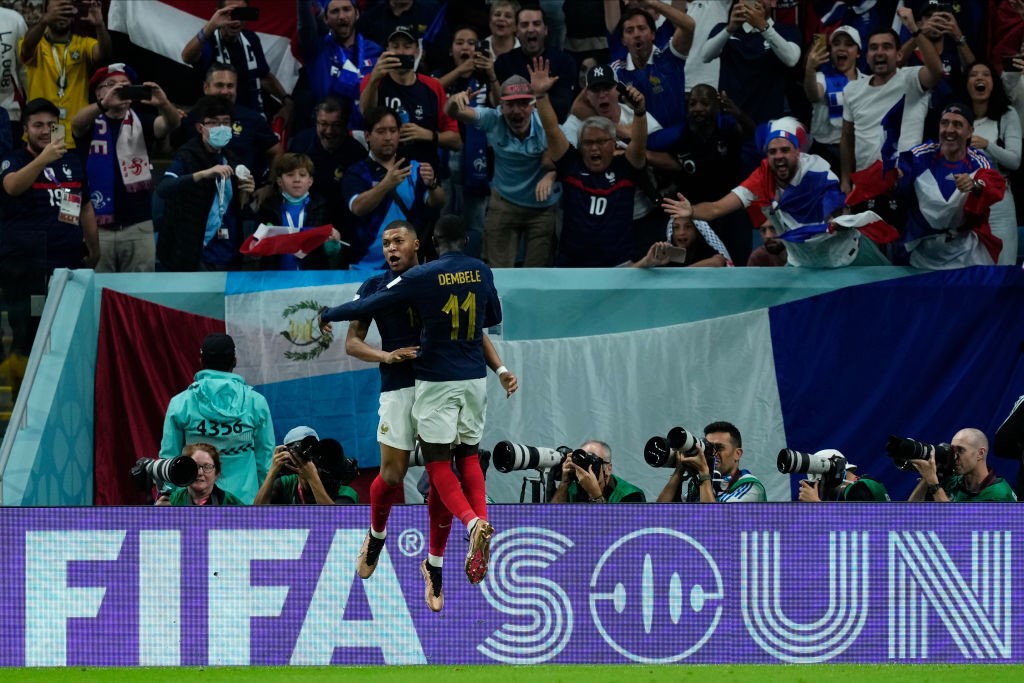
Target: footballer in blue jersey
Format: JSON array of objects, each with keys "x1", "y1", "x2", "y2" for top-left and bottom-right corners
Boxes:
[
  {"x1": 342, "y1": 220, "x2": 422, "y2": 587},
  {"x1": 321, "y1": 216, "x2": 517, "y2": 609}
]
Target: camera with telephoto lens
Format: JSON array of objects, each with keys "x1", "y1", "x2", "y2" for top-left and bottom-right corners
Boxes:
[
  {"x1": 131, "y1": 456, "x2": 198, "y2": 490},
  {"x1": 550, "y1": 448, "x2": 605, "y2": 482},
  {"x1": 885, "y1": 435, "x2": 954, "y2": 475},
  {"x1": 777, "y1": 448, "x2": 847, "y2": 482},
  {"x1": 645, "y1": 427, "x2": 715, "y2": 474},
  {"x1": 288, "y1": 435, "x2": 359, "y2": 485},
  {"x1": 493, "y1": 441, "x2": 570, "y2": 473}
]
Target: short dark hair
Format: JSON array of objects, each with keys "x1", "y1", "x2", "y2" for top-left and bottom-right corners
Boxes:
[
  {"x1": 384, "y1": 219, "x2": 418, "y2": 236},
  {"x1": 704, "y1": 421, "x2": 742, "y2": 448},
  {"x1": 315, "y1": 96, "x2": 348, "y2": 119},
  {"x1": 865, "y1": 27, "x2": 900, "y2": 48},
  {"x1": 618, "y1": 7, "x2": 656, "y2": 38},
  {"x1": 205, "y1": 61, "x2": 238, "y2": 81},
  {"x1": 363, "y1": 105, "x2": 399, "y2": 133},
  {"x1": 194, "y1": 95, "x2": 234, "y2": 123},
  {"x1": 433, "y1": 215, "x2": 467, "y2": 244},
  {"x1": 516, "y1": 3, "x2": 546, "y2": 25}
]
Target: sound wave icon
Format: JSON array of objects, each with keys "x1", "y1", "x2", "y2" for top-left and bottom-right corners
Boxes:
[
  {"x1": 589, "y1": 528, "x2": 725, "y2": 663},
  {"x1": 593, "y1": 553, "x2": 723, "y2": 634}
]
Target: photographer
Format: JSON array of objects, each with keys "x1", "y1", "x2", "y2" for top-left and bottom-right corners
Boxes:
[
  {"x1": 253, "y1": 426, "x2": 358, "y2": 505},
  {"x1": 657, "y1": 421, "x2": 765, "y2": 503},
  {"x1": 795, "y1": 450, "x2": 890, "y2": 502},
  {"x1": 155, "y1": 443, "x2": 243, "y2": 506},
  {"x1": 908, "y1": 428, "x2": 1017, "y2": 502},
  {"x1": 550, "y1": 440, "x2": 645, "y2": 503}
]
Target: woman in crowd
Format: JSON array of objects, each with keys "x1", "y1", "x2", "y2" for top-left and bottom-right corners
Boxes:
[
  {"x1": 156, "y1": 443, "x2": 243, "y2": 506},
  {"x1": 966, "y1": 60, "x2": 1021, "y2": 265}
]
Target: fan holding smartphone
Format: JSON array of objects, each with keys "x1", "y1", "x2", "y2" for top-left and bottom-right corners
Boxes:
[
  {"x1": 67, "y1": 63, "x2": 181, "y2": 272},
  {"x1": 180, "y1": 0, "x2": 291, "y2": 122}
]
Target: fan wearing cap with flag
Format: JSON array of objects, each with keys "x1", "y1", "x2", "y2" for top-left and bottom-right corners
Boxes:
[
  {"x1": 70, "y1": 63, "x2": 181, "y2": 273},
  {"x1": 664, "y1": 116, "x2": 894, "y2": 269}
]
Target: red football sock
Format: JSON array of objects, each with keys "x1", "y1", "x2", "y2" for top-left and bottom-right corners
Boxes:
[
  {"x1": 456, "y1": 452, "x2": 488, "y2": 520},
  {"x1": 369, "y1": 475, "x2": 402, "y2": 534},
  {"x1": 424, "y1": 460, "x2": 476, "y2": 527},
  {"x1": 427, "y1": 479, "x2": 454, "y2": 557}
]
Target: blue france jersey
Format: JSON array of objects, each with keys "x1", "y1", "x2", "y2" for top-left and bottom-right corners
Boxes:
[
  {"x1": 355, "y1": 269, "x2": 420, "y2": 392},
  {"x1": 323, "y1": 251, "x2": 501, "y2": 382}
]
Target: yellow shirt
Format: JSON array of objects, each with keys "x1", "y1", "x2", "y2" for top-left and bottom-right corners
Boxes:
[{"x1": 19, "y1": 33, "x2": 98, "y2": 148}]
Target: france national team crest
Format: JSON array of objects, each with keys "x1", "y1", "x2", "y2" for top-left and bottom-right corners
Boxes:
[{"x1": 605, "y1": 171, "x2": 616, "y2": 185}]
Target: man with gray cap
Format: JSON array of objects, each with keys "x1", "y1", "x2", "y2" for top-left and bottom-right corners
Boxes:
[
  {"x1": 158, "y1": 332, "x2": 275, "y2": 504},
  {"x1": 446, "y1": 73, "x2": 559, "y2": 267},
  {"x1": 253, "y1": 426, "x2": 359, "y2": 505}
]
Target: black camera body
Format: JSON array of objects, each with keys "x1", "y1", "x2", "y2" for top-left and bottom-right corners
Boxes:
[
  {"x1": 644, "y1": 427, "x2": 715, "y2": 476},
  {"x1": 289, "y1": 435, "x2": 359, "y2": 486},
  {"x1": 885, "y1": 435, "x2": 954, "y2": 476},
  {"x1": 550, "y1": 448, "x2": 604, "y2": 482}
]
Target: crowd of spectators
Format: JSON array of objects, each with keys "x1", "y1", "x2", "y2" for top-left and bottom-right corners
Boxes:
[{"x1": 4, "y1": 0, "x2": 1024, "y2": 393}]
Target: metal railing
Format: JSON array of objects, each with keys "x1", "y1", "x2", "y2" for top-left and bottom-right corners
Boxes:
[{"x1": 0, "y1": 268, "x2": 75, "y2": 505}]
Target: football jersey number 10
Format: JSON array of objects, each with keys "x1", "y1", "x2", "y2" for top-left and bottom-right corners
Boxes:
[{"x1": 441, "y1": 292, "x2": 476, "y2": 340}]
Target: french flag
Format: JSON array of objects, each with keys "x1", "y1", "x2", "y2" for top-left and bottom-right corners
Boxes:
[
  {"x1": 846, "y1": 96, "x2": 904, "y2": 207},
  {"x1": 775, "y1": 154, "x2": 846, "y2": 225},
  {"x1": 778, "y1": 210, "x2": 899, "y2": 245}
]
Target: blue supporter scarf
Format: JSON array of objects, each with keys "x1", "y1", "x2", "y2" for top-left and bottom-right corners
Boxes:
[{"x1": 86, "y1": 112, "x2": 151, "y2": 226}]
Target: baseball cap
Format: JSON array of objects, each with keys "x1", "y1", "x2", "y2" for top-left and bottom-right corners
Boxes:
[
  {"x1": 23, "y1": 98, "x2": 59, "y2": 119},
  {"x1": 941, "y1": 102, "x2": 974, "y2": 126},
  {"x1": 199, "y1": 332, "x2": 235, "y2": 358},
  {"x1": 89, "y1": 62, "x2": 137, "y2": 92},
  {"x1": 829, "y1": 25, "x2": 861, "y2": 50},
  {"x1": 813, "y1": 449, "x2": 856, "y2": 471},
  {"x1": 284, "y1": 425, "x2": 319, "y2": 446},
  {"x1": 499, "y1": 75, "x2": 534, "y2": 101},
  {"x1": 387, "y1": 25, "x2": 420, "y2": 43},
  {"x1": 585, "y1": 64, "x2": 617, "y2": 89},
  {"x1": 921, "y1": 0, "x2": 951, "y2": 16}
]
